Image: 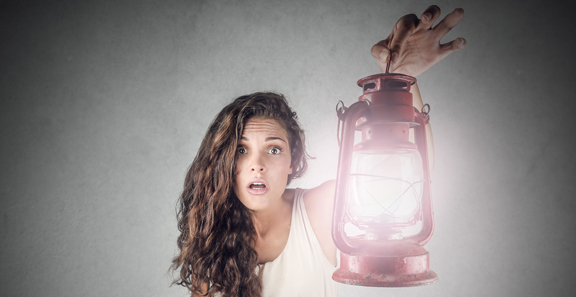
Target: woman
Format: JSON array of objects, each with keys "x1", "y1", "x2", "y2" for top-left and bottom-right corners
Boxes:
[{"x1": 172, "y1": 5, "x2": 466, "y2": 297}]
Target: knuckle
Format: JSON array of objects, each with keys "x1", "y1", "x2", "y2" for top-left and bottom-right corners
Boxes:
[
  {"x1": 398, "y1": 14, "x2": 418, "y2": 30},
  {"x1": 370, "y1": 44, "x2": 381, "y2": 57},
  {"x1": 370, "y1": 40, "x2": 389, "y2": 55},
  {"x1": 376, "y1": 39, "x2": 389, "y2": 47},
  {"x1": 426, "y1": 5, "x2": 441, "y2": 15}
]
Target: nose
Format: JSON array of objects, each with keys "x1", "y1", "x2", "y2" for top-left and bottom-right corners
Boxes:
[
  {"x1": 251, "y1": 163, "x2": 265, "y2": 172},
  {"x1": 249, "y1": 154, "x2": 266, "y2": 172}
]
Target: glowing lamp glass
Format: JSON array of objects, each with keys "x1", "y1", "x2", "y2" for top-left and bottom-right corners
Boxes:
[{"x1": 349, "y1": 148, "x2": 424, "y2": 231}]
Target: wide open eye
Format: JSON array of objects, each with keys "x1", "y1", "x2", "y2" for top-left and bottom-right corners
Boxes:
[
  {"x1": 237, "y1": 147, "x2": 247, "y2": 154},
  {"x1": 269, "y1": 147, "x2": 282, "y2": 155}
]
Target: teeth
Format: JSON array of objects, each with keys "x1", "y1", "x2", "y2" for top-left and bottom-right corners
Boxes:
[{"x1": 250, "y1": 183, "x2": 266, "y2": 189}]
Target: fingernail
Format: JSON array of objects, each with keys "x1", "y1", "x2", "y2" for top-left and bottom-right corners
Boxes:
[
  {"x1": 460, "y1": 38, "x2": 467, "y2": 45},
  {"x1": 423, "y1": 13, "x2": 432, "y2": 21},
  {"x1": 380, "y1": 51, "x2": 388, "y2": 62}
]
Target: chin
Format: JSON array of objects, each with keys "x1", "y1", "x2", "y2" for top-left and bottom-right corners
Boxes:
[{"x1": 235, "y1": 190, "x2": 280, "y2": 212}]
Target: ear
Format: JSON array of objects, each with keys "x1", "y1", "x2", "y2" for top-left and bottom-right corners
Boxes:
[{"x1": 288, "y1": 165, "x2": 293, "y2": 175}]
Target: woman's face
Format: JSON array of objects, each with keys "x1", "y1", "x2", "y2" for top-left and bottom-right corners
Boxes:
[{"x1": 233, "y1": 117, "x2": 293, "y2": 211}]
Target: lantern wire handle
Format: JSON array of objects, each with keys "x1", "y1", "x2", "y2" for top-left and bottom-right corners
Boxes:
[
  {"x1": 336, "y1": 100, "x2": 347, "y2": 147},
  {"x1": 420, "y1": 103, "x2": 431, "y2": 123}
]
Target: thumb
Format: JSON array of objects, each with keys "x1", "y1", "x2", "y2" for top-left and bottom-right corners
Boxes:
[{"x1": 371, "y1": 39, "x2": 391, "y2": 63}]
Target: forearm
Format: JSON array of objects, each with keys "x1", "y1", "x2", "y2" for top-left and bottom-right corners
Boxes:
[{"x1": 410, "y1": 83, "x2": 435, "y2": 170}]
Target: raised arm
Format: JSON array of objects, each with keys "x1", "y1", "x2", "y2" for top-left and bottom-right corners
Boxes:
[
  {"x1": 305, "y1": 5, "x2": 466, "y2": 267},
  {"x1": 370, "y1": 5, "x2": 467, "y2": 169}
]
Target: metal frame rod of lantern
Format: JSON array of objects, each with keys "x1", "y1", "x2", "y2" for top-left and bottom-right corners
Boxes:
[{"x1": 331, "y1": 70, "x2": 437, "y2": 287}]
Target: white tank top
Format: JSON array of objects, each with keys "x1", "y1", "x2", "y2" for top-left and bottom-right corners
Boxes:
[{"x1": 257, "y1": 188, "x2": 338, "y2": 297}]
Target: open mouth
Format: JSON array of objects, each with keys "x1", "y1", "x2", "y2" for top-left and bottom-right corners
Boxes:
[
  {"x1": 249, "y1": 183, "x2": 267, "y2": 189},
  {"x1": 247, "y1": 178, "x2": 268, "y2": 195}
]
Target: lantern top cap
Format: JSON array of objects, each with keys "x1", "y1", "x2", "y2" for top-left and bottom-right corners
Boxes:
[{"x1": 357, "y1": 73, "x2": 417, "y2": 94}]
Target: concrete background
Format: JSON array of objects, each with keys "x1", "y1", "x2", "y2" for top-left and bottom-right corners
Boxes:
[{"x1": 1, "y1": 0, "x2": 575, "y2": 296}]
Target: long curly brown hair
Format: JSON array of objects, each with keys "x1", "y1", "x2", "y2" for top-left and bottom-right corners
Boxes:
[{"x1": 172, "y1": 92, "x2": 309, "y2": 297}]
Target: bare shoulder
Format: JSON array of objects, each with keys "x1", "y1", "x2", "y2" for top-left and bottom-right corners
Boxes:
[
  {"x1": 303, "y1": 180, "x2": 337, "y2": 266},
  {"x1": 303, "y1": 180, "x2": 336, "y2": 214}
]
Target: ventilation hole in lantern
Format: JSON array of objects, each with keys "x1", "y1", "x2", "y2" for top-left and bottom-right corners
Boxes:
[
  {"x1": 388, "y1": 81, "x2": 407, "y2": 88},
  {"x1": 363, "y1": 82, "x2": 376, "y2": 91}
]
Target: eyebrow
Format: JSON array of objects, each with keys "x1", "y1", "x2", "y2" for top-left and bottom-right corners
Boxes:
[
  {"x1": 240, "y1": 136, "x2": 288, "y2": 143},
  {"x1": 266, "y1": 137, "x2": 287, "y2": 143}
]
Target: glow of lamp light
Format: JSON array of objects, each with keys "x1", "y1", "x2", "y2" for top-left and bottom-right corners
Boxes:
[
  {"x1": 349, "y1": 149, "x2": 424, "y2": 231},
  {"x1": 331, "y1": 72, "x2": 437, "y2": 287}
]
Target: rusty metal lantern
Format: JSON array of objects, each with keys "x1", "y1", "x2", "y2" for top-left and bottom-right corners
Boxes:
[{"x1": 331, "y1": 70, "x2": 437, "y2": 287}]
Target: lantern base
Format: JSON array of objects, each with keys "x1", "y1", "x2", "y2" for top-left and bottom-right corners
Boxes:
[{"x1": 333, "y1": 239, "x2": 438, "y2": 287}]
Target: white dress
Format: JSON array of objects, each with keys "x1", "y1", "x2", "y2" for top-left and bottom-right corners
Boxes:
[{"x1": 257, "y1": 188, "x2": 338, "y2": 297}]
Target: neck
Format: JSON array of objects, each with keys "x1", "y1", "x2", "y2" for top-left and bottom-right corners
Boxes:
[{"x1": 251, "y1": 188, "x2": 294, "y2": 238}]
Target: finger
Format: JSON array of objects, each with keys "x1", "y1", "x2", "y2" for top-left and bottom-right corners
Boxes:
[
  {"x1": 417, "y1": 5, "x2": 441, "y2": 31},
  {"x1": 389, "y1": 14, "x2": 418, "y2": 63},
  {"x1": 371, "y1": 38, "x2": 391, "y2": 63},
  {"x1": 433, "y1": 8, "x2": 464, "y2": 40},
  {"x1": 438, "y1": 37, "x2": 467, "y2": 60}
]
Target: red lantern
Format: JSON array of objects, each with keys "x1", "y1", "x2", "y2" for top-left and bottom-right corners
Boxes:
[{"x1": 331, "y1": 71, "x2": 437, "y2": 287}]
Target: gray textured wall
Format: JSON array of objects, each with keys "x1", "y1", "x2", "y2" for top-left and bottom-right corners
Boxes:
[{"x1": 1, "y1": 0, "x2": 575, "y2": 296}]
